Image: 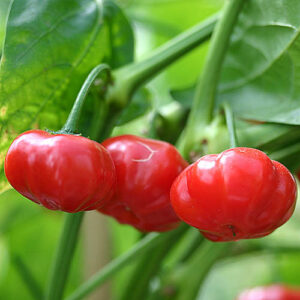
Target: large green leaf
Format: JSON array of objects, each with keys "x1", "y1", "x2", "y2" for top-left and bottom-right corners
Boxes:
[
  {"x1": 0, "y1": 0, "x2": 10, "y2": 55},
  {"x1": 0, "y1": 0, "x2": 134, "y2": 138},
  {"x1": 62, "y1": 0, "x2": 135, "y2": 137},
  {"x1": 0, "y1": 0, "x2": 105, "y2": 190},
  {"x1": 172, "y1": 1, "x2": 300, "y2": 128},
  {"x1": 217, "y1": 0, "x2": 300, "y2": 124},
  {"x1": 77, "y1": 0, "x2": 137, "y2": 134},
  {"x1": 103, "y1": 0, "x2": 134, "y2": 68},
  {"x1": 0, "y1": 0, "x2": 104, "y2": 131}
]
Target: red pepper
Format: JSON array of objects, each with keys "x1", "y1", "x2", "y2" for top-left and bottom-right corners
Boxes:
[
  {"x1": 5, "y1": 130, "x2": 116, "y2": 212},
  {"x1": 237, "y1": 285, "x2": 300, "y2": 300},
  {"x1": 170, "y1": 147, "x2": 297, "y2": 241},
  {"x1": 98, "y1": 135, "x2": 188, "y2": 232}
]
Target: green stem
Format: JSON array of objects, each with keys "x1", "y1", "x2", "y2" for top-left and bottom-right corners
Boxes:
[
  {"x1": 107, "y1": 14, "x2": 218, "y2": 108},
  {"x1": 45, "y1": 212, "x2": 84, "y2": 300},
  {"x1": 62, "y1": 64, "x2": 110, "y2": 133},
  {"x1": 66, "y1": 224, "x2": 187, "y2": 300},
  {"x1": 223, "y1": 102, "x2": 238, "y2": 148},
  {"x1": 177, "y1": 229, "x2": 204, "y2": 263},
  {"x1": 175, "y1": 241, "x2": 231, "y2": 300},
  {"x1": 13, "y1": 255, "x2": 43, "y2": 300},
  {"x1": 121, "y1": 225, "x2": 188, "y2": 300},
  {"x1": 125, "y1": 246, "x2": 167, "y2": 300},
  {"x1": 88, "y1": 95, "x2": 109, "y2": 141},
  {"x1": 179, "y1": 0, "x2": 245, "y2": 157}
]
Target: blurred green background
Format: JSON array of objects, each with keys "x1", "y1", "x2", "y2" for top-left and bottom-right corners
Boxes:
[{"x1": 2, "y1": 0, "x2": 300, "y2": 299}]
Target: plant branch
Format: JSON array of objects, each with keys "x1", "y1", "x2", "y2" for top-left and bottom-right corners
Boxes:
[
  {"x1": 174, "y1": 241, "x2": 231, "y2": 300},
  {"x1": 177, "y1": 228, "x2": 204, "y2": 263},
  {"x1": 179, "y1": 0, "x2": 246, "y2": 157},
  {"x1": 65, "y1": 224, "x2": 187, "y2": 300},
  {"x1": 45, "y1": 212, "x2": 84, "y2": 300},
  {"x1": 107, "y1": 14, "x2": 218, "y2": 108},
  {"x1": 121, "y1": 225, "x2": 188, "y2": 300}
]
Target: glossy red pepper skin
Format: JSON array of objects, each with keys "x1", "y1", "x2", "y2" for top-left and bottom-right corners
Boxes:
[
  {"x1": 171, "y1": 147, "x2": 297, "y2": 242},
  {"x1": 237, "y1": 285, "x2": 300, "y2": 300},
  {"x1": 5, "y1": 130, "x2": 116, "y2": 212},
  {"x1": 98, "y1": 135, "x2": 188, "y2": 232}
]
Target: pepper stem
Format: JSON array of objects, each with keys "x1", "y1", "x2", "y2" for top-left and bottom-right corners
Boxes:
[
  {"x1": 107, "y1": 14, "x2": 218, "y2": 108},
  {"x1": 62, "y1": 64, "x2": 110, "y2": 134},
  {"x1": 223, "y1": 101, "x2": 238, "y2": 148},
  {"x1": 174, "y1": 241, "x2": 231, "y2": 300},
  {"x1": 45, "y1": 212, "x2": 84, "y2": 300},
  {"x1": 179, "y1": 0, "x2": 245, "y2": 157}
]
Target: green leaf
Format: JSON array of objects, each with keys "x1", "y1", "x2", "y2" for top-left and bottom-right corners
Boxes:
[
  {"x1": 0, "y1": 0, "x2": 104, "y2": 131},
  {"x1": 0, "y1": 0, "x2": 10, "y2": 55},
  {"x1": 77, "y1": 0, "x2": 136, "y2": 135},
  {"x1": 0, "y1": 0, "x2": 106, "y2": 191},
  {"x1": 67, "y1": 0, "x2": 135, "y2": 137},
  {"x1": 103, "y1": 0, "x2": 134, "y2": 68},
  {"x1": 217, "y1": 0, "x2": 300, "y2": 125}
]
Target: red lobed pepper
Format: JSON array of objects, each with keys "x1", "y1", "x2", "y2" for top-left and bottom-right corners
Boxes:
[
  {"x1": 5, "y1": 130, "x2": 116, "y2": 212},
  {"x1": 98, "y1": 135, "x2": 188, "y2": 232},
  {"x1": 170, "y1": 147, "x2": 297, "y2": 242},
  {"x1": 236, "y1": 285, "x2": 300, "y2": 300}
]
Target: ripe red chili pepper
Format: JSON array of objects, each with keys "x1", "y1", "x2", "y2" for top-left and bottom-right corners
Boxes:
[
  {"x1": 5, "y1": 130, "x2": 116, "y2": 212},
  {"x1": 170, "y1": 147, "x2": 297, "y2": 242},
  {"x1": 98, "y1": 135, "x2": 188, "y2": 232},
  {"x1": 236, "y1": 285, "x2": 300, "y2": 300}
]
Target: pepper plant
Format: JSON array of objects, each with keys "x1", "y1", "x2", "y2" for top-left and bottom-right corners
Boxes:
[{"x1": 2, "y1": 0, "x2": 300, "y2": 300}]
